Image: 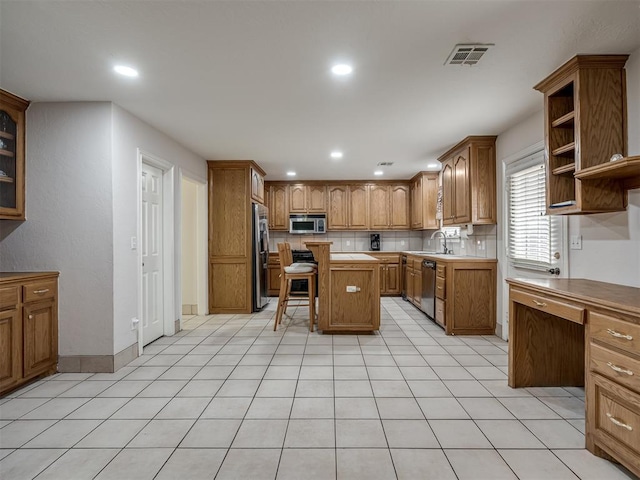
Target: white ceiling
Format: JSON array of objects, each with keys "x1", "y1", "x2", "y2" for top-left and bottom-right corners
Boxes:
[{"x1": 1, "y1": 1, "x2": 639, "y2": 180}]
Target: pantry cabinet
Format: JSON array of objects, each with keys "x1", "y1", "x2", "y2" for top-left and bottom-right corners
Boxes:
[{"x1": 438, "y1": 136, "x2": 497, "y2": 226}]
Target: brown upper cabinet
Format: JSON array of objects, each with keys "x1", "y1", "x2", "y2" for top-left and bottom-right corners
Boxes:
[
  {"x1": 410, "y1": 172, "x2": 438, "y2": 230},
  {"x1": 267, "y1": 184, "x2": 289, "y2": 230},
  {"x1": 250, "y1": 167, "x2": 265, "y2": 205},
  {"x1": 369, "y1": 184, "x2": 410, "y2": 230},
  {"x1": 534, "y1": 55, "x2": 631, "y2": 214},
  {"x1": 438, "y1": 136, "x2": 497, "y2": 226},
  {"x1": 327, "y1": 184, "x2": 369, "y2": 230},
  {"x1": 0, "y1": 89, "x2": 29, "y2": 221},
  {"x1": 289, "y1": 184, "x2": 326, "y2": 213}
]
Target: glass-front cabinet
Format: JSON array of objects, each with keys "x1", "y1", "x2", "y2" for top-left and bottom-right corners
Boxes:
[{"x1": 0, "y1": 89, "x2": 29, "y2": 220}]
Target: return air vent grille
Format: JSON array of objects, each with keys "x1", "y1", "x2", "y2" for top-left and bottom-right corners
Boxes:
[
  {"x1": 377, "y1": 162, "x2": 394, "y2": 166},
  {"x1": 445, "y1": 44, "x2": 494, "y2": 66}
]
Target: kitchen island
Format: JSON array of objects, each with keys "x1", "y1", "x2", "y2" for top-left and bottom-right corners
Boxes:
[{"x1": 305, "y1": 242, "x2": 380, "y2": 333}]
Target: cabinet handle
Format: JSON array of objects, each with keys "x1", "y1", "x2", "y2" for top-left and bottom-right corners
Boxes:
[
  {"x1": 28, "y1": 314, "x2": 33, "y2": 319},
  {"x1": 607, "y1": 328, "x2": 633, "y2": 341},
  {"x1": 606, "y1": 413, "x2": 633, "y2": 431},
  {"x1": 437, "y1": 286, "x2": 443, "y2": 290},
  {"x1": 33, "y1": 288, "x2": 50, "y2": 295},
  {"x1": 607, "y1": 362, "x2": 634, "y2": 376},
  {"x1": 532, "y1": 300, "x2": 547, "y2": 307}
]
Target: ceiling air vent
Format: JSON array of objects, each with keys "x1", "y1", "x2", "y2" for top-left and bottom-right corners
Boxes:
[
  {"x1": 377, "y1": 162, "x2": 394, "y2": 166},
  {"x1": 445, "y1": 44, "x2": 494, "y2": 66}
]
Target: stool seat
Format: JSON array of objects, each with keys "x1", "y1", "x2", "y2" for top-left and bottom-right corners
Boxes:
[{"x1": 284, "y1": 265, "x2": 315, "y2": 274}]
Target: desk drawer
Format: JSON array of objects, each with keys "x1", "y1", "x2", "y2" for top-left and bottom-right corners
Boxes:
[
  {"x1": 436, "y1": 277, "x2": 446, "y2": 300},
  {"x1": 590, "y1": 311, "x2": 640, "y2": 357},
  {"x1": 591, "y1": 343, "x2": 640, "y2": 393},
  {"x1": 594, "y1": 375, "x2": 640, "y2": 460},
  {"x1": 0, "y1": 286, "x2": 19, "y2": 310},
  {"x1": 436, "y1": 264, "x2": 446, "y2": 278},
  {"x1": 23, "y1": 280, "x2": 56, "y2": 303},
  {"x1": 511, "y1": 288, "x2": 584, "y2": 324}
]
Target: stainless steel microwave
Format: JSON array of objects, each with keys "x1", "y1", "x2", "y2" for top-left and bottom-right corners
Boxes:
[{"x1": 289, "y1": 214, "x2": 327, "y2": 234}]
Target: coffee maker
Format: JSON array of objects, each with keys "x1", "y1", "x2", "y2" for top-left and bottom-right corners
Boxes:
[{"x1": 370, "y1": 233, "x2": 381, "y2": 251}]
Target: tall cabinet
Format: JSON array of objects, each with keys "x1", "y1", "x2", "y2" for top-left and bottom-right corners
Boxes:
[
  {"x1": 534, "y1": 55, "x2": 629, "y2": 214},
  {"x1": 0, "y1": 89, "x2": 29, "y2": 220},
  {"x1": 208, "y1": 160, "x2": 266, "y2": 314}
]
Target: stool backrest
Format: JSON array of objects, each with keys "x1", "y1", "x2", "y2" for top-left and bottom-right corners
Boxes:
[{"x1": 277, "y1": 242, "x2": 294, "y2": 275}]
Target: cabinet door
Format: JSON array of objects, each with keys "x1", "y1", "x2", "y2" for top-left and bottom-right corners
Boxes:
[
  {"x1": 386, "y1": 264, "x2": 400, "y2": 294},
  {"x1": 472, "y1": 143, "x2": 497, "y2": 224},
  {"x1": 0, "y1": 94, "x2": 27, "y2": 220},
  {"x1": 412, "y1": 269, "x2": 422, "y2": 306},
  {"x1": 23, "y1": 300, "x2": 57, "y2": 379},
  {"x1": 0, "y1": 309, "x2": 21, "y2": 392},
  {"x1": 328, "y1": 186, "x2": 349, "y2": 229},
  {"x1": 411, "y1": 177, "x2": 422, "y2": 229},
  {"x1": 289, "y1": 185, "x2": 306, "y2": 213},
  {"x1": 251, "y1": 169, "x2": 264, "y2": 204},
  {"x1": 307, "y1": 185, "x2": 327, "y2": 212},
  {"x1": 369, "y1": 185, "x2": 390, "y2": 229},
  {"x1": 267, "y1": 266, "x2": 282, "y2": 296},
  {"x1": 441, "y1": 159, "x2": 455, "y2": 225},
  {"x1": 453, "y1": 150, "x2": 471, "y2": 224},
  {"x1": 348, "y1": 185, "x2": 369, "y2": 230},
  {"x1": 405, "y1": 267, "x2": 414, "y2": 301},
  {"x1": 390, "y1": 185, "x2": 410, "y2": 229},
  {"x1": 422, "y1": 174, "x2": 439, "y2": 229},
  {"x1": 379, "y1": 264, "x2": 387, "y2": 294},
  {"x1": 269, "y1": 185, "x2": 289, "y2": 230}
]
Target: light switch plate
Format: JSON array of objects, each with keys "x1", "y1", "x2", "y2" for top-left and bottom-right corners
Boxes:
[{"x1": 570, "y1": 235, "x2": 582, "y2": 250}]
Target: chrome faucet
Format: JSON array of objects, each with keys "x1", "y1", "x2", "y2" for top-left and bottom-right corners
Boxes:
[{"x1": 430, "y1": 231, "x2": 449, "y2": 254}]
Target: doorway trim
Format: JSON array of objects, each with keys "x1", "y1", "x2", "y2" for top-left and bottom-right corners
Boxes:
[
  {"x1": 179, "y1": 170, "x2": 208, "y2": 317},
  {"x1": 137, "y1": 149, "x2": 176, "y2": 354}
]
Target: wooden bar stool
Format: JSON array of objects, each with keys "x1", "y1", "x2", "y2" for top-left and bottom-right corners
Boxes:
[{"x1": 274, "y1": 243, "x2": 317, "y2": 332}]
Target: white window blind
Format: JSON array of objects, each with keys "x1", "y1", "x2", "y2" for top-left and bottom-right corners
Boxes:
[{"x1": 507, "y1": 157, "x2": 559, "y2": 271}]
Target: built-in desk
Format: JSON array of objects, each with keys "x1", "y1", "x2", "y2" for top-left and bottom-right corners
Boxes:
[
  {"x1": 305, "y1": 242, "x2": 381, "y2": 333},
  {"x1": 507, "y1": 278, "x2": 640, "y2": 477}
]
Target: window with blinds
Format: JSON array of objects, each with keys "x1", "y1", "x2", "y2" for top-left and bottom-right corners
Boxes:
[{"x1": 507, "y1": 158, "x2": 560, "y2": 271}]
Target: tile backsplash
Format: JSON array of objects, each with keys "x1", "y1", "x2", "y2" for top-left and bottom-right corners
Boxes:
[{"x1": 269, "y1": 225, "x2": 497, "y2": 259}]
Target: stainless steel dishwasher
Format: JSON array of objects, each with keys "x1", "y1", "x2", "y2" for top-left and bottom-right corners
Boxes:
[{"x1": 421, "y1": 259, "x2": 436, "y2": 319}]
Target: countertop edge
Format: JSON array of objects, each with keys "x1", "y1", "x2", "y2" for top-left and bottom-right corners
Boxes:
[{"x1": 0, "y1": 271, "x2": 60, "y2": 283}]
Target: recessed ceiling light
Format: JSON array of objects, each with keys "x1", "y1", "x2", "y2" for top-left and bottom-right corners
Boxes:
[
  {"x1": 330, "y1": 151, "x2": 343, "y2": 159},
  {"x1": 286, "y1": 171, "x2": 296, "y2": 177},
  {"x1": 114, "y1": 65, "x2": 139, "y2": 77},
  {"x1": 374, "y1": 170, "x2": 384, "y2": 176},
  {"x1": 331, "y1": 64, "x2": 353, "y2": 76}
]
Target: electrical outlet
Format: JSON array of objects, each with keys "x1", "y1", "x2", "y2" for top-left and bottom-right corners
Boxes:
[
  {"x1": 345, "y1": 240, "x2": 351, "y2": 246},
  {"x1": 346, "y1": 286, "x2": 357, "y2": 292},
  {"x1": 130, "y1": 236, "x2": 137, "y2": 250},
  {"x1": 570, "y1": 235, "x2": 582, "y2": 250}
]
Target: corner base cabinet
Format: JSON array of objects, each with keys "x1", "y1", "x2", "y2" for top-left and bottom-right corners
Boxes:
[{"x1": 0, "y1": 272, "x2": 59, "y2": 396}]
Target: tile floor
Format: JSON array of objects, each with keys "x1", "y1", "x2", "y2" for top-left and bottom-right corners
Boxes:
[{"x1": 0, "y1": 298, "x2": 635, "y2": 480}]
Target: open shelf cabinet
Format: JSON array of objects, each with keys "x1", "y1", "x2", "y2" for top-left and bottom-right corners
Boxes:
[{"x1": 534, "y1": 55, "x2": 629, "y2": 214}]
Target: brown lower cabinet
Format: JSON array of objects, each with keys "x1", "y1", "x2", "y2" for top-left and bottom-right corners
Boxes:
[
  {"x1": 404, "y1": 254, "x2": 496, "y2": 335},
  {"x1": 368, "y1": 253, "x2": 401, "y2": 296},
  {"x1": 0, "y1": 272, "x2": 58, "y2": 396},
  {"x1": 267, "y1": 253, "x2": 281, "y2": 296}
]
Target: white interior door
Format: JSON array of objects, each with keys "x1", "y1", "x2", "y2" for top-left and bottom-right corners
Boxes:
[{"x1": 142, "y1": 163, "x2": 164, "y2": 345}]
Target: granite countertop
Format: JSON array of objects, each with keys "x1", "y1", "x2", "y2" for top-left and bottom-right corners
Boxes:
[{"x1": 402, "y1": 251, "x2": 497, "y2": 262}]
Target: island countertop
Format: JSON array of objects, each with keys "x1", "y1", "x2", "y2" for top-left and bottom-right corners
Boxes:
[{"x1": 331, "y1": 253, "x2": 380, "y2": 263}]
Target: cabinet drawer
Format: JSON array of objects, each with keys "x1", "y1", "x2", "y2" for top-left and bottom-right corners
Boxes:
[
  {"x1": 591, "y1": 343, "x2": 640, "y2": 393},
  {"x1": 590, "y1": 311, "x2": 640, "y2": 357},
  {"x1": 511, "y1": 288, "x2": 584, "y2": 324},
  {"x1": 412, "y1": 259, "x2": 422, "y2": 270},
  {"x1": 435, "y1": 298, "x2": 445, "y2": 327},
  {"x1": 23, "y1": 280, "x2": 56, "y2": 303},
  {"x1": 436, "y1": 264, "x2": 446, "y2": 278},
  {"x1": 595, "y1": 376, "x2": 640, "y2": 460},
  {"x1": 0, "y1": 286, "x2": 19, "y2": 310},
  {"x1": 436, "y1": 277, "x2": 446, "y2": 300}
]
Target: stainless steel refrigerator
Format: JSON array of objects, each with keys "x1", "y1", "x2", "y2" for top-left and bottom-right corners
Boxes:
[{"x1": 252, "y1": 203, "x2": 270, "y2": 311}]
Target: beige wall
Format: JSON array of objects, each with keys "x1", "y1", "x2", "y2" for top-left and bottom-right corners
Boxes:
[{"x1": 181, "y1": 178, "x2": 199, "y2": 306}]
